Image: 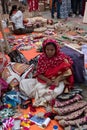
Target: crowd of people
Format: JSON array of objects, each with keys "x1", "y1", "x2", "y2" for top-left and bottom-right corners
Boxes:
[
  {"x1": 0, "y1": 0, "x2": 87, "y2": 21},
  {"x1": 0, "y1": 0, "x2": 39, "y2": 14},
  {"x1": 51, "y1": 0, "x2": 87, "y2": 20}
]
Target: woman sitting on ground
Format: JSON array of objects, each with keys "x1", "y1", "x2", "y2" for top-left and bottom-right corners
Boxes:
[
  {"x1": 10, "y1": 5, "x2": 34, "y2": 35},
  {"x1": 20, "y1": 38, "x2": 74, "y2": 107}
]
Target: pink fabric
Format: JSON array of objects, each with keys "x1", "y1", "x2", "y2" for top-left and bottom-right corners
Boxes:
[{"x1": 27, "y1": 0, "x2": 38, "y2": 12}]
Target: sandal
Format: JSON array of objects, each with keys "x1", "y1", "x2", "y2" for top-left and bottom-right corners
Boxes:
[
  {"x1": 57, "y1": 93, "x2": 75, "y2": 100},
  {"x1": 70, "y1": 88, "x2": 83, "y2": 95}
]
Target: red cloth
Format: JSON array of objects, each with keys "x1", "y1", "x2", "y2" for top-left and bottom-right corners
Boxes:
[
  {"x1": 45, "y1": 62, "x2": 71, "y2": 78},
  {"x1": 36, "y1": 39, "x2": 74, "y2": 87},
  {"x1": 37, "y1": 39, "x2": 73, "y2": 75},
  {"x1": 27, "y1": 0, "x2": 38, "y2": 12}
]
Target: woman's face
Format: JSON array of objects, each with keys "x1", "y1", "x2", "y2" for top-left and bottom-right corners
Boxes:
[{"x1": 45, "y1": 44, "x2": 56, "y2": 58}]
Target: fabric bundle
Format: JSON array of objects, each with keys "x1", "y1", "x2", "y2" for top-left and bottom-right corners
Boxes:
[{"x1": 53, "y1": 93, "x2": 87, "y2": 128}]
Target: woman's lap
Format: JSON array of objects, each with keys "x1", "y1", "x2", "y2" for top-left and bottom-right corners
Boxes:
[{"x1": 20, "y1": 78, "x2": 65, "y2": 106}]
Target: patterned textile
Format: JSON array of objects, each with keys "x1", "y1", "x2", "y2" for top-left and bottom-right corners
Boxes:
[
  {"x1": 59, "y1": 115, "x2": 87, "y2": 127},
  {"x1": 54, "y1": 94, "x2": 83, "y2": 107},
  {"x1": 60, "y1": 0, "x2": 71, "y2": 19},
  {"x1": 2, "y1": 63, "x2": 34, "y2": 87},
  {"x1": 27, "y1": 0, "x2": 38, "y2": 12},
  {"x1": 53, "y1": 100, "x2": 87, "y2": 115},
  {"x1": 55, "y1": 106, "x2": 86, "y2": 121}
]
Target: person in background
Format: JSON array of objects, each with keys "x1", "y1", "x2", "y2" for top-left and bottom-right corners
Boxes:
[
  {"x1": 82, "y1": 0, "x2": 86, "y2": 16},
  {"x1": 72, "y1": 0, "x2": 83, "y2": 18},
  {"x1": 10, "y1": 6, "x2": 34, "y2": 35},
  {"x1": 20, "y1": 0, "x2": 27, "y2": 6},
  {"x1": 1, "y1": 0, "x2": 10, "y2": 14},
  {"x1": 60, "y1": 0, "x2": 71, "y2": 21},
  {"x1": 20, "y1": 39, "x2": 74, "y2": 107},
  {"x1": 51, "y1": 0, "x2": 62, "y2": 19}
]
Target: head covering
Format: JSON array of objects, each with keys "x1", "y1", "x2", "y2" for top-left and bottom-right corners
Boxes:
[
  {"x1": 9, "y1": 5, "x2": 17, "y2": 17},
  {"x1": 12, "y1": 5, "x2": 17, "y2": 10},
  {"x1": 42, "y1": 38, "x2": 60, "y2": 56},
  {"x1": 37, "y1": 38, "x2": 73, "y2": 75}
]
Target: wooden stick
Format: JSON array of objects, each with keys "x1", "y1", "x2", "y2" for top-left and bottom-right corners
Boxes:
[{"x1": 0, "y1": 14, "x2": 10, "y2": 53}]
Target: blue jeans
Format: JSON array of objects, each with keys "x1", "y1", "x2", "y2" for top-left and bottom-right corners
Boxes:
[
  {"x1": 22, "y1": 0, "x2": 27, "y2": 5},
  {"x1": 51, "y1": 0, "x2": 61, "y2": 18}
]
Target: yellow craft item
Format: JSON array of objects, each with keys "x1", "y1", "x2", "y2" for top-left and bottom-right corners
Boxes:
[{"x1": 21, "y1": 121, "x2": 30, "y2": 128}]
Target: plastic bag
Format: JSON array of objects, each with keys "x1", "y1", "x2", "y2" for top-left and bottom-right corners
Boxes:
[{"x1": 2, "y1": 90, "x2": 21, "y2": 107}]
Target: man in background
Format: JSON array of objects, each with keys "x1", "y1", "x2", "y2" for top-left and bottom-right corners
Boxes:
[{"x1": 1, "y1": 0, "x2": 11, "y2": 14}]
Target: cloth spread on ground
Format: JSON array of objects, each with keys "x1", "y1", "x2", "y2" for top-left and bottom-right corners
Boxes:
[{"x1": 0, "y1": 17, "x2": 87, "y2": 130}]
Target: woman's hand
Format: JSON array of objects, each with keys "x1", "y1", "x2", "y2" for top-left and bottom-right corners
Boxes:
[
  {"x1": 53, "y1": 78, "x2": 59, "y2": 86},
  {"x1": 46, "y1": 79, "x2": 52, "y2": 86},
  {"x1": 53, "y1": 75, "x2": 64, "y2": 86}
]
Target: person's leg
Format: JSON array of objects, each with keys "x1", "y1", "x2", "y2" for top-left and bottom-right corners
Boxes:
[
  {"x1": 72, "y1": 0, "x2": 78, "y2": 15},
  {"x1": 78, "y1": 0, "x2": 83, "y2": 16},
  {"x1": 22, "y1": 0, "x2": 27, "y2": 5},
  {"x1": 1, "y1": 0, "x2": 6, "y2": 14},
  {"x1": 56, "y1": 0, "x2": 61, "y2": 18},
  {"x1": 60, "y1": 0, "x2": 68, "y2": 19},
  {"x1": 82, "y1": 0, "x2": 86, "y2": 16},
  {"x1": 51, "y1": 0, "x2": 56, "y2": 18},
  {"x1": 13, "y1": 28, "x2": 26, "y2": 35},
  {"x1": 67, "y1": 0, "x2": 71, "y2": 16},
  {"x1": 6, "y1": 2, "x2": 9, "y2": 14},
  {"x1": 71, "y1": 0, "x2": 73, "y2": 11},
  {"x1": 25, "y1": 27, "x2": 34, "y2": 33}
]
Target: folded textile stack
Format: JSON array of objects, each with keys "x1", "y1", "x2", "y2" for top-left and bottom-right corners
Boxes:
[{"x1": 53, "y1": 90, "x2": 87, "y2": 129}]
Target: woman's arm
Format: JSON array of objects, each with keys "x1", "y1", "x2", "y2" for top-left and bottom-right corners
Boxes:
[
  {"x1": 38, "y1": 74, "x2": 52, "y2": 86},
  {"x1": 53, "y1": 69, "x2": 72, "y2": 86}
]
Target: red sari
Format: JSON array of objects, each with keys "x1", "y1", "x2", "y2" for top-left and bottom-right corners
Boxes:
[
  {"x1": 27, "y1": 0, "x2": 38, "y2": 12},
  {"x1": 36, "y1": 39, "x2": 74, "y2": 88}
]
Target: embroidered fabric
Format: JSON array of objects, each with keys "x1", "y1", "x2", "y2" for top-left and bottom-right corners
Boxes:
[
  {"x1": 2, "y1": 62, "x2": 34, "y2": 87},
  {"x1": 54, "y1": 94, "x2": 83, "y2": 107},
  {"x1": 59, "y1": 115, "x2": 87, "y2": 127},
  {"x1": 53, "y1": 100, "x2": 87, "y2": 115},
  {"x1": 54, "y1": 106, "x2": 87, "y2": 121}
]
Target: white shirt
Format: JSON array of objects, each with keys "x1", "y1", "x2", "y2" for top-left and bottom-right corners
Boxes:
[{"x1": 11, "y1": 10, "x2": 24, "y2": 29}]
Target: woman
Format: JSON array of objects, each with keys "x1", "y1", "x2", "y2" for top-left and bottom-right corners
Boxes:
[
  {"x1": 60, "y1": 0, "x2": 71, "y2": 20},
  {"x1": 10, "y1": 6, "x2": 34, "y2": 35},
  {"x1": 20, "y1": 39, "x2": 74, "y2": 107}
]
